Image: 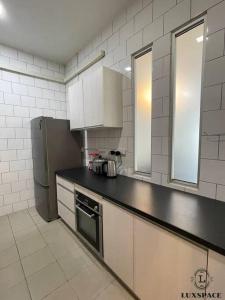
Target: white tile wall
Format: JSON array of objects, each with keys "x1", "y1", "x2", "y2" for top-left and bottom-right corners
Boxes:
[
  {"x1": 0, "y1": 46, "x2": 66, "y2": 216},
  {"x1": 65, "y1": 0, "x2": 225, "y2": 202}
]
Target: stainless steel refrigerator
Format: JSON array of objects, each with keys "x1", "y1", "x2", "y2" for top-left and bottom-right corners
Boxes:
[{"x1": 31, "y1": 117, "x2": 82, "y2": 222}]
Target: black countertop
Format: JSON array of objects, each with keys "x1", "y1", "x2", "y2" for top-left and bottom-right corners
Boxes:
[{"x1": 56, "y1": 167, "x2": 225, "y2": 256}]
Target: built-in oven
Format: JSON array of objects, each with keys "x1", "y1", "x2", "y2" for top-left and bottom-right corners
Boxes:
[{"x1": 75, "y1": 191, "x2": 103, "y2": 257}]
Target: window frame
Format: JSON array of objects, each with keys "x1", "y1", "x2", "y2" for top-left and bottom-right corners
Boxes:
[
  {"x1": 169, "y1": 15, "x2": 207, "y2": 187},
  {"x1": 132, "y1": 44, "x2": 153, "y2": 176}
]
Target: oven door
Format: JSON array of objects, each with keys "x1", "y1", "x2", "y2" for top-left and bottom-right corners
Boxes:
[{"x1": 76, "y1": 203, "x2": 101, "y2": 253}]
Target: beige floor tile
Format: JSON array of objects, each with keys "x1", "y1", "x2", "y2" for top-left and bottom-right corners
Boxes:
[
  {"x1": 0, "y1": 245, "x2": 19, "y2": 269},
  {"x1": 95, "y1": 281, "x2": 135, "y2": 300},
  {"x1": 38, "y1": 219, "x2": 61, "y2": 234},
  {"x1": 28, "y1": 207, "x2": 38, "y2": 217},
  {"x1": 0, "y1": 261, "x2": 25, "y2": 291},
  {"x1": 27, "y1": 262, "x2": 66, "y2": 300},
  {"x1": 9, "y1": 211, "x2": 35, "y2": 233},
  {"x1": 17, "y1": 232, "x2": 46, "y2": 258},
  {"x1": 21, "y1": 246, "x2": 56, "y2": 277},
  {"x1": 0, "y1": 216, "x2": 12, "y2": 235},
  {"x1": 31, "y1": 214, "x2": 48, "y2": 226},
  {"x1": 43, "y1": 282, "x2": 78, "y2": 300},
  {"x1": 0, "y1": 230, "x2": 15, "y2": 252},
  {"x1": 58, "y1": 249, "x2": 91, "y2": 280},
  {"x1": 69, "y1": 263, "x2": 113, "y2": 300},
  {"x1": 14, "y1": 227, "x2": 40, "y2": 243},
  {"x1": 0, "y1": 280, "x2": 31, "y2": 300}
]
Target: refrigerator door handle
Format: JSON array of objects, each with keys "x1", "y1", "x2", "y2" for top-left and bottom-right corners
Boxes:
[{"x1": 39, "y1": 119, "x2": 42, "y2": 130}]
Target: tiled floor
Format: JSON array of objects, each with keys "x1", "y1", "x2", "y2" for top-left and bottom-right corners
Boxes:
[{"x1": 0, "y1": 208, "x2": 134, "y2": 300}]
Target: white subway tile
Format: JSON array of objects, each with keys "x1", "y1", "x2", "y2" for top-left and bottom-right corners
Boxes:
[
  {"x1": 12, "y1": 83, "x2": 27, "y2": 96},
  {"x1": 0, "y1": 140, "x2": 7, "y2": 150},
  {"x1": 18, "y1": 170, "x2": 33, "y2": 181},
  {"x1": 108, "y1": 32, "x2": 120, "y2": 52},
  {"x1": 208, "y1": 1, "x2": 225, "y2": 34},
  {"x1": 2, "y1": 71, "x2": 19, "y2": 83},
  {"x1": 0, "y1": 45, "x2": 17, "y2": 58},
  {"x1": 15, "y1": 128, "x2": 31, "y2": 139},
  {"x1": 216, "y1": 184, "x2": 225, "y2": 202},
  {"x1": 4, "y1": 192, "x2": 20, "y2": 204},
  {"x1": 0, "y1": 104, "x2": 14, "y2": 116},
  {"x1": 0, "y1": 116, "x2": 5, "y2": 127},
  {"x1": 0, "y1": 128, "x2": 15, "y2": 138},
  {"x1": 152, "y1": 137, "x2": 162, "y2": 154},
  {"x1": 143, "y1": 16, "x2": 163, "y2": 46},
  {"x1": 0, "y1": 80, "x2": 12, "y2": 93},
  {"x1": 191, "y1": 0, "x2": 222, "y2": 18},
  {"x1": 29, "y1": 107, "x2": 42, "y2": 119},
  {"x1": 34, "y1": 56, "x2": 47, "y2": 68},
  {"x1": 127, "y1": 0, "x2": 143, "y2": 20},
  {"x1": 153, "y1": 0, "x2": 176, "y2": 19},
  {"x1": 120, "y1": 20, "x2": 134, "y2": 41},
  {"x1": 6, "y1": 116, "x2": 22, "y2": 128},
  {"x1": 18, "y1": 51, "x2": 33, "y2": 64},
  {"x1": 35, "y1": 98, "x2": 49, "y2": 109},
  {"x1": 202, "y1": 110, "x2": 225, "y2": 135},
  {"x1": 152, "y1": 117, "x2": 169, "y2": 137},
  {"x1": 0, "y1": 162, "x2": 9, "y2": 173},
  {"x1": 206, "y1": 30, "x2": 224, "y2": 61},
  {"x1": 20, "y1": 75, "x2": 35, "y2": 86},
  {"x1": 26, "y1": 64, "x2": 41, "y2": 74},
  {"x1": 200, "y1": 159, "x2": 225, "y2": 185},
  {"x1": 127, "y1": 31, "x2": 143, "y2": 55},
  {"x1": 205, "y1": 56, "x2": 225, "y2": 86},
  {"x1": 17, "y1": 149, "x2": 32, "y2": 160},
  {"x1": 152, "y1": 154, "x2": 168, "y2": 173},
  {"x1": 201, "y1": 136, "x2": 219, "y2": 159},
  {"x1": 28, "y1": 86, "x2": 42, "y2": 97},
  {"x1": 152, "y1": 98, "x2": 163, "y2": 118},
  {"x1": 10, "y1": 59, "x2": 26, "y2": 71},
  {"x1": 202, "y1": 85, "x2": 222, "y2": 111},
  {"x1": 47, "y1": 61, "x2": 60, "y2": 72},
  {"x1": 219, "y1": 139, "x2": 225, "y2": 160},
  {"x1": 164, "y1": 0, "x2": 191, "y2": 34},
  {"x1": 134, "y1": 4, "x2": 153, "y2": 32},
  {"x1": 8, "y1": 139, "x2": 23, "y2": 150},
  {"x1": 2, "y1": 172, "x2": 18, "y2": 183},
  {"x1": 54, "y1": 91, "x2": 65, "y2": 101},
  {"x1": 10, "y1": 160, "x2": 26, "y2": 172},
  {"x1": 20, "y1": 189, "x2": 34, "y2": 201},
  {"x1": 153, "y1": 34, "x2": 171, "y2": 60},
  {"x1": 113, "y1": 10, "x2": 126, "y2": 32},
  {"x1": 11, "y1": 181, "x2": 26, "y2": 193},
  {"x1": 35, "y1": 78, "x2": 48, "y2": 89},
  {"x1": 0, "y1": 150, "x2": 17, "y2": 161},
  {"x1": 13, "y1": 200, "x2": 28, "y2": 212},
  {"x1": 42, "y1": 89, "x2": 54, "y2": 100},
  {"x1": 0, "y1": 205, "x2": 12, "y2": 216},
  {"x1": 0, "y1": 183, "x2": 11, "y2": 195},
  {"x1": 14, "y1": 106, "x2": 29, "y2": 117},
  {"x1": 21, "y1": 96, "x2": 36, "y2": 107},
  {"x1": 4, "y1": 93, "x2": 21, "y2": 105},
  {"x1": 152, "y1": 76, "x2": 170, "y2": 99}
]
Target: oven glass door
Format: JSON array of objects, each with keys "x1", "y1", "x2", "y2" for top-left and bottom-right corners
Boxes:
[{"x1": 76, "y1": 204, "x2": 100, "y2": 252}]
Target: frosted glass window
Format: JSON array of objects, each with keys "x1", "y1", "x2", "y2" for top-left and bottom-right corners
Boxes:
[
  {"x1": 171, "y1": 22, "x2": 204, "y2": 184},
  {"x1": 134, "y1": 49, "x2": 152, "y2": 174}
]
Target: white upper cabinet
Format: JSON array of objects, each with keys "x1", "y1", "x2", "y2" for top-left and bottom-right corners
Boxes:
[
  {"x1": 68, "y1": 66, "x2": 123, "y2": 130},
  {"x1": 68, "y1": 80, "x2": 84, "y2": 130}
]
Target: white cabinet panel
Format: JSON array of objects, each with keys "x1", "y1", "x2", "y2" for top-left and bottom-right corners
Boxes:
[
  {"x1": 83, "y1": 68, "x2": 103, "y2": 127},
  {"x1": 134, "y1": 216, "x2": 207, "y2": 300},
  {"x1": 58, "y1": 201, "x2": 76, "y2": 231},
  {"x1": 57, "y1": 184, "x2": 75, "y2": 212},
  {"x1": 103, "y1": 200, "x2": 134, "y2": 289},
  {"x1": 207, "y1": 250, "x2": 225, "y2": 299},
  {"x1": 56, "y1": 176, "x2": 74, "y2": 192},
  {"x1": 68, "y1": 80, "x2": 84, "y2": 130}
]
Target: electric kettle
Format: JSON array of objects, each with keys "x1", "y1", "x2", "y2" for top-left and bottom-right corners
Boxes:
[{"x1": 103, "y1": 160, "x2": 117, "y2": 178}]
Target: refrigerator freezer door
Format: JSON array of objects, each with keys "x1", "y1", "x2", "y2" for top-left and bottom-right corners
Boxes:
[
  {"x1": 34, "y1": 181, "x2": 50, "y2": 221},
  {"x1": 31, "y1": 117, "x2": 49, "y2": 187}
]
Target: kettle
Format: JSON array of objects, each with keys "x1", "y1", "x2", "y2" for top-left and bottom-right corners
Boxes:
[{"x1": 103, "y1": 160, "x2": 117, "y2": 178}]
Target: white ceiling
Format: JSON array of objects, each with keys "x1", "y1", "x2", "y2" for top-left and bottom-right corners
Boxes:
[{"x1": 0, "y1": 0, "x2": 132, "y2": 63}]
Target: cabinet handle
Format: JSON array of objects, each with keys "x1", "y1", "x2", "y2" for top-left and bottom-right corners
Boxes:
[{"x1": 76, "y1": 205, "x2": 95, "y2": 218}]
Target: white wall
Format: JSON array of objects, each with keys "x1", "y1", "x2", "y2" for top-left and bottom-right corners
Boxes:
[
  {"x1": 0, "y1": 45, "x2": 66, "y2": 216},
  {"x1": 66, "y1": 0, "x2": 225, "y2": 201}
]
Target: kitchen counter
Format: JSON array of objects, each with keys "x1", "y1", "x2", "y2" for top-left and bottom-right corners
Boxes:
[{"x1": 56, "y1": 167, "x2": 225, "y2": 256}]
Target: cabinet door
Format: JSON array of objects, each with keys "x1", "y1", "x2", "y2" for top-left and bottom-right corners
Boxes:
[
  {"x1": 134, "y1": 216, "x2": 207, "y2": 300},
  {"x1": 207, "y1": 250, "x2": 225, "y2": 299},
  {"x1": 83, "y1": 68, "x2": 103, "y2": 127},
  {"x1": 58, "y1": 201, "x2": 76, "y2": 231},
  {"x1": 103, "y1": 201, "x2": 133, "y2": 289},
  {"x1": 68, "y1": 80, "x2": 84, "y2": 129}
]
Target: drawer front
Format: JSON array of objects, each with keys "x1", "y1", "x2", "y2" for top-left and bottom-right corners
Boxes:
[
  {"x1": 57, "y1": 184, "x2": 75, "y2": 212},
  {"x1": 58, "y1": 201, "x2": 76, "y2": 231},
  {"x1": 56, "y1": 176, "x2": 74, "y2": 192}
]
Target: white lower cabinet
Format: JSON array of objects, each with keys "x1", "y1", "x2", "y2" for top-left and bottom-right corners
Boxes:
[
  {"x1": 207, "y1": 250, "x2": 225, "y2": 299},
  {"x1": 58, "y1": 201, "x2": 76, "y2": 231},
  {"x1": 133, "y1": 216, "x2": 207, "y2": 300},
  {"x1": 103, "y1": 200, "x2": 134, "y2": 289}
]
